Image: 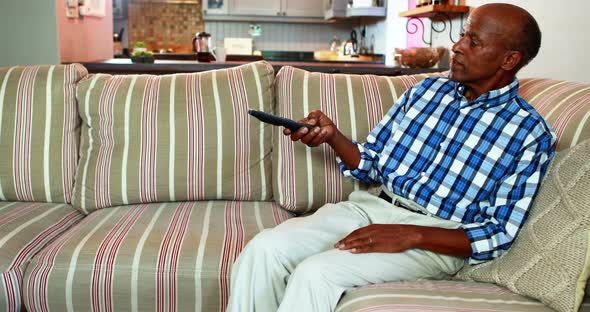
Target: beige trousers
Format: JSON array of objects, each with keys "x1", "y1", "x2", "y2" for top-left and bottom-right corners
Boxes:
[{"x1": 227, "y1": 190, "x2": 466, "y2": 312}]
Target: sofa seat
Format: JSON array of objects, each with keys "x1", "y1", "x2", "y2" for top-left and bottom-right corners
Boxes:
[
  {"x1": 23, "y1": 201, "x2": 293, "y2": 312},
  {"x1": 336, "y1": 280, "x2": 557, "y2": 312},
  {"x1": 0, "y1": 202, "x2": 83, "y2": 312}
]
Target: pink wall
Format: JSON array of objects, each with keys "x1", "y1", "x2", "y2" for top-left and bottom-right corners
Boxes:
[
  {"x1": 57, "y1": 0, "x2": 113, "y2": 63},
  {"x1": 406, "y1": 0, "x2": 425, "y2": 48}
]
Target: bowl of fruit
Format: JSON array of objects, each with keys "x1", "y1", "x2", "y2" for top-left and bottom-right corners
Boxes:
[{"x1": 395, "y1": 47, "x2": 446, "y2": 68}]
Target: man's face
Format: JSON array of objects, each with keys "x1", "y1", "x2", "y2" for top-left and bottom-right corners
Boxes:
[{"x1": 449, "y1": 10, "x2": 512, "y2": 83}]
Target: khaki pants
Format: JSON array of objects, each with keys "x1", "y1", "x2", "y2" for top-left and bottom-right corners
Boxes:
[{"x1": 227, "y1": 190, "x2": 466, "y2": 312}]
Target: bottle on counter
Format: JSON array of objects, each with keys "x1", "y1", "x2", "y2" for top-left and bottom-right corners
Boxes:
[
  {"x1": 330, "y1": 36, "x2": 341, "y2": 52},
  {"x1": 113, "y1": 28, "x2": 124, "y2": 57}
]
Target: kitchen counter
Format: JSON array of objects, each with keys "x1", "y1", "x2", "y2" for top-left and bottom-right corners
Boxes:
[{"x1": 81, "y1": 58, "x2": 448, "y2": 76}]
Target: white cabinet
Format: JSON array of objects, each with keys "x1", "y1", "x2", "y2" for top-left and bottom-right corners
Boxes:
[
  {"x1": 324, "y1": 0, "x2": 387, "y2": 19},
  {"x1": 231, "y1": 0, "x2": 281, "y2": 16},
  {"x1": 324, "y1": 0, "x2": 347, "y2": 19},
  {"x1": 203, "y1": 0, "x2": 228, "y2": 15},
  {"x1": 204, "y1": 0, "x2": 324, "y2": 20},
  {"x1": 282, "y1": 0, "x2": 323, "y2": 18}
]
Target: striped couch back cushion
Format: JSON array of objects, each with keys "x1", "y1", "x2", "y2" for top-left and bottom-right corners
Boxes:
[
  {"x1": 519, "y1": 78, "x2": 590, "y2": 151},
  {"x1": 0, "y1": 64, "x2": 88, "y2": 203},
  {"x1": 72, "y1": 61, "x2": 275, "y2": 213},
  {"x1": 273, "y1": 66, "x2": 438, "y2": 214}
]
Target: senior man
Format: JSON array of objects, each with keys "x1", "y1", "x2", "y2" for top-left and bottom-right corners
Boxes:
[{"x1": 228, "y1": 3, "x2": 556, "y2": 312}]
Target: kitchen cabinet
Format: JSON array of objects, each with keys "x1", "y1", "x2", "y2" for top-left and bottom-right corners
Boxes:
[
  {"x1": 282, "y1": 1, "x2": 323, "y2": 18},
  {"x1": 203, "y1": 0, "x2": 228, "y2": 15},
  {"x1": 230, "y1": 0, "x2": 281, "y2": 16},
  {"x1": 325, "y1": 0, "x2": 387, "y2": 19},
  {"x1": 203, "y1": 0, "x2": 324, "y2": 21}
]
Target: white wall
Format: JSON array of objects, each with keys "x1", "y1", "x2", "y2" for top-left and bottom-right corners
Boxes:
[
  {"x1": 366, "y1": 0, "x2": 409, "y2": 65},
  {"x1": 430, "y1": 0, "x2": 590, "y2": 83}
]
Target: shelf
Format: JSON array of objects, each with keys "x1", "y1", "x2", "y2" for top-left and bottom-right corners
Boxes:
[{"x1": 399, "y1": 5, "x2": 470, "y2": 18}]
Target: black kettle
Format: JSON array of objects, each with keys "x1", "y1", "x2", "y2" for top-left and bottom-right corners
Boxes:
[{"x1": 342, "y1": 30, "x2": 358, "y2": 56}]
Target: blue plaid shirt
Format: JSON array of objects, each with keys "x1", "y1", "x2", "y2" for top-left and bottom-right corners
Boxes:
[{"x1": 338, "y1": 77, "x2": 556, "y2": 264}]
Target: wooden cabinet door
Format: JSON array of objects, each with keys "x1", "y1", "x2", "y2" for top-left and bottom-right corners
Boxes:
[
  {"x1": 231, "y1": 0, "x2": 282, "y2": 16},
  {"x1": 282, "y1": 0, "x2": 324, "y2": 17}
]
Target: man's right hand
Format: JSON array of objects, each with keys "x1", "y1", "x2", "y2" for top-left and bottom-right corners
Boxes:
[
  {"x1": 283, "y1": 110, "x2": 337, "y2": 147},
  {"x1": 284, "y1": 110, "x2": 362, "y2": 170}
]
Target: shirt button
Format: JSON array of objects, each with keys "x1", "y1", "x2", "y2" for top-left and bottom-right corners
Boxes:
[{"x1": 421, "y1": 172, "x2": 426, "y2": 177}]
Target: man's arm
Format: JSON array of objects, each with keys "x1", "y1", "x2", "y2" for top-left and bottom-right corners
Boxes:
[
  {"x1": 337, "y1": 130, "x2": 555, "y2": 260},
  {"x1": 335, "y1": 224, "x2": 472, "y2": 258}
]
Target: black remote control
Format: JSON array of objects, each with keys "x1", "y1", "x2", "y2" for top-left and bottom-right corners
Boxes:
[{"x1": 248, "y1": 109, "x2": 315, "y2": 132}]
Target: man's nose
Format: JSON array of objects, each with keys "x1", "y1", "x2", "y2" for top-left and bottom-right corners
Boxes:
[{"x1": 451, "y1": 36, "x2": 465, "y2": 55}]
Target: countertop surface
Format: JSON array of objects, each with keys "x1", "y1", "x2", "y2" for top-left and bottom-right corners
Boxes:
[{"x1": 81, "y1": 58, "x2": 448, "y2": 76}]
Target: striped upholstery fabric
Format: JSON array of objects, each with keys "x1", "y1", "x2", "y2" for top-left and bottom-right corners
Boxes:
[
  {"x1": 0, "y1": 202, "x2": 83, "y2": 312},
  {"x1": 73, "y1": 61, "x2": 275, "y2": 213},
  {"x1": 273, "y1": 66, "x2": 439, "y2": 214},
  {"x1": 519, "y1": 78, "x2": 590, "y2": 151},
  {"x1": 23, "y1": 200, "x2": 292, "y2": 312},
  {"x1": 335, "y1": 280, "x2": 556, "y2": 312},
  {"x1": 0, "y1": 64, "x2": 88, "y2": 203}
]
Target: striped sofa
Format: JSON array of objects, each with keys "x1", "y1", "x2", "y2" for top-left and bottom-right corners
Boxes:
[{"x1": 0, "y1": 61, "x2": 588, "y2": 312}]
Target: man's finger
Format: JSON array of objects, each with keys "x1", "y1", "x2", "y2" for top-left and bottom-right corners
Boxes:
[
  {"x1": 289, "y1": 127, "x2": 310, "y2": 142},
  {"x1": 305, "y1": 118, "x2": 317, "y2": 126},
  {"x1": 308, "y1": 128, "x2": 328, "y2": 146},
  {"x1": 336, "y1": 235, "x2": 371, "y2": 249},
  {"x1": 338, "y1": 226, "x2": 373, "y2": 244},
  {"x1": 300, "y1": 128, "x2": 321, "y2": 145},
  {"x1": 351, "y1": 244, "x2": 374, "y2": 253}
]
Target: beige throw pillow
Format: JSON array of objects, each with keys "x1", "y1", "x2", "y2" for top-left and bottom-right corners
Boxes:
[
  {"x1": 455, "y1": 138, "x2": 590, "y2": 312},
  {"x1": 0, "y1": 64, "x2": 88, "y2": 203},
  {"x1": 73, "y1": 61, "x2": 275, "y2": 213},
  {"x1": 272, "y1": 66, "x2": 441, "y2": 214}
]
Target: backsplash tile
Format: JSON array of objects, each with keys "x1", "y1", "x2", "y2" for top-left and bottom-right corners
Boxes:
[
  {"x1": 128, "y1": 0, "x2": 203, "y2": 53},
  {"x1": 206, "y1": 21, "x2": 356, "y2": 52}
]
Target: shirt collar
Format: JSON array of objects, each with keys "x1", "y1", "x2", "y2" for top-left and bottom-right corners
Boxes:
[{"x1": 453, "y1": 78, "x2": 520, "y2": 109}]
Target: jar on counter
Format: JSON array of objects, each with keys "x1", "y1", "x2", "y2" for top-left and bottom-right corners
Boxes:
[{"x1": 416, "y1": 0, "x2": 432, "y2": 7}]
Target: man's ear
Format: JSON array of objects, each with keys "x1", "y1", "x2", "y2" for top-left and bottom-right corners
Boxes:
[{"x1": 501, "y1": 51, "x2": 523, "y2": 71}]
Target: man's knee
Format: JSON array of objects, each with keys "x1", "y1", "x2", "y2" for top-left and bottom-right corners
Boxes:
[
  {"x1": 244, "y1": 228, "x2": 292, "y2": 257},
  {"x1": 290, "y1": 254, "x2": 337, "y2": 284}
]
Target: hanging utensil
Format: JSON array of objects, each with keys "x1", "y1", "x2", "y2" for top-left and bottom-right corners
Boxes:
[{"x1": 360, "y1": 26, "x2": 367, "y2": 55}]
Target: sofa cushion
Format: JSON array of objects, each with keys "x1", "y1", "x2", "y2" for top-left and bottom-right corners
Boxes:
[
  {"x1": 520, "y1": 78, "x2": 590, "y2": 151},
  {"x1": 23, "y1": 200, "x2": 292, "y2": 312},
  {"x1": 0, "y1": 64, "x2": 88, "y2": 203},
  {"x1": 455, "y1": 138, "x2": 590, "y2": 312},
  {"x1": 0, "y1": 202, "x2": 83, "y2": 312},
  {"x1": 73, "y1": 61, "x2": 275, "y2": 213},
  {"x1": 273, "y1": 66, "x2": 440, "y2": 214},
  {"x1": 335, "y1": 280, "x2": 554, "y2": 312}
]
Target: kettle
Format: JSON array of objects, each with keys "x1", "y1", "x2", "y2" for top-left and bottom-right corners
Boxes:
[
  {"x1": 192, "y1": 32, "x2": 216, "y2": 62},
  {"x1": 341, "y1": 30, "x2": 358, "y2": 56}
]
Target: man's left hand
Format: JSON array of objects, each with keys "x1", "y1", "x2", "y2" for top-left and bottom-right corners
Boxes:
[{"x1": 335, "y1": 224, "x2": 422, "y2": 254}]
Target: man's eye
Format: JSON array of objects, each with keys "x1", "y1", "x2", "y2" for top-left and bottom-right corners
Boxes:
[{"x1": 459, "y1": 32, "x2": 465, "y2": 38}]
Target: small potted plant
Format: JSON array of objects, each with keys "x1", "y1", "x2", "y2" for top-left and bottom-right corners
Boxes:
[
  {"x1": 133, "y1": 41, "x2": 147, "y2": 53},
  {"x1": 131, "y1": 51, "x2": 154, "y2": 63}
]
